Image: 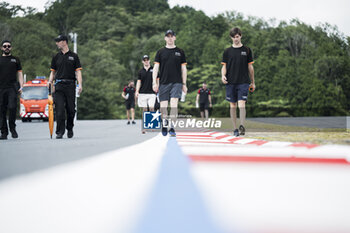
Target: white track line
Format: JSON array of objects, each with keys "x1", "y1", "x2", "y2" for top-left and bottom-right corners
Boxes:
[
  {"x1": 191, "y1": 161, "x2": 350, "y2": 233},
  {"x1": 177, "y1": 131, "x2": 350, "y2": 233},
  {"x1": 0, "y1": 134, "x2": 167, "y2": 233},
  {"x1": 182, "y1": 144, "x2": 350, "y2": 159}
]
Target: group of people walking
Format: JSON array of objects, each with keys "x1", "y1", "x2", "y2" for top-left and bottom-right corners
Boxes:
[
  {"x1": 0, "y1": 35, "x2": 82, "y2": 140},
  {"x1": 121, "y1": 27, "x2": 255, "y2": 137},
  {"x1": 0, "y1": 26, "x2": 254, "y2": 140}
]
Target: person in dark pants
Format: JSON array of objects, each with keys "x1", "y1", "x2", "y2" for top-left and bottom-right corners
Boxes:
[
  {"x1": 196, "y1": 82, "x2": 212, "y2": 119},
  {"x1": 48, "y1": 35, "x2": 83, "y2": 139},
  {"x1": 122, "y1": 80, "x2": 136, "y2": 125},
  {"x1": 0, "y1": 40, "x2": 24, "y2": 140}
]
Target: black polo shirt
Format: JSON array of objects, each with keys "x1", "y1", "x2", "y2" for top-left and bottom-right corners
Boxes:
[
  {"x1": 0, "y1": 55, "x2": 22, "y2": 89},
  {"x1": 154, "y1": 47, "x2": 186, "y2": 85},
  {"x1": 222, "y1": 46, "x2": 253, "y2": 84},
  {"x1": 138, "y1": 66, "x2": 155, "y2": 94},
  {"x1": 198, "y1": 88, "x2": 211, "y2": 104},
  {"x1": 123, "y1": 86, "x2": 135, "y2": 102},
  {"x1": 50, "y1": 50, "x2": 82, "y2": 80}
]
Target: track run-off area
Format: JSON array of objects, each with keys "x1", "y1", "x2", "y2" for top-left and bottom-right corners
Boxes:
[{"x1": 1, "y1": 119, "x2": 350, "y2": 233}]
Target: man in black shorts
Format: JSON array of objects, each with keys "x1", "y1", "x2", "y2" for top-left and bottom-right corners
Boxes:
[
  {"x1": 0, "y1": 40, "x2": 24, "y2": 140},
  {"x1": 122, "y1": 80, "x2": 136, "y2": 125},
  {"x1": 152, "y1": 29, "x2": 187, "y2": 136},
  {"x1": 49, "y1": 35, "x2": 83, "y2": 139},
  {"x1": 196, "y1": 82, "x2": 212, "y2": 119},
  {"x1": 221, "y1": 27, "x2": 255, "y2": 136}
]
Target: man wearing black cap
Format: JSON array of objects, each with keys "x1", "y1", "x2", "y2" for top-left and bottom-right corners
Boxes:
[
  {"x1": 48, "y1": 35, "x2": 82, "y2": 139},
  {"x1": 0, "y1": 40, "x2": 24, "y2": 140},
  {"x1": 152, "y1": 29, "x2": 187, "y2": 137},
  {"x1": 135, "y1": 55, "x2": 157, "y2": 130}
]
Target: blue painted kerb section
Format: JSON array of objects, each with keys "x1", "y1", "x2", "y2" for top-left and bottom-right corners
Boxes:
[{"x1": 133, "y1": 137, "x2": 225, "y2": 233}]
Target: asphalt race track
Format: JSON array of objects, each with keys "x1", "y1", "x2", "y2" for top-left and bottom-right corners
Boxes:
[{"x1": 0, "y1": 119, "x2": 157, "y2": 180}]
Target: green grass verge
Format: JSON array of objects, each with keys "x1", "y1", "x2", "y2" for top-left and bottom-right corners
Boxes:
[{"x1": 209, "y1": 118, "x2": 350, "y2": 145}]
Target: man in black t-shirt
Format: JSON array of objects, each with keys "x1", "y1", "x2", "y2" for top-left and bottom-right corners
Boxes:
[
  {"x1": 0, "y1": 40, "x2": 24, "y2": 140},
  {"x1": 221, "y1": 27, "x2": 255, "y2": 137},
  {"x1": 152, "y1": 29, "x2": 187, "y2": 136},
  {"x1": 48, "y1": 35, "x2": 83, "y2": 139},
  {"x1": 122, "y1": 80, "x2": 136, "y2": 125},
  {"x1": 136, "y1": 55, "x2": 156, "y2": 111},
  {"x1": 196, "y1": 82, "x2": 212, "y2": 119},
  {"x1": 136, "y1": 55, "x2": 157, "y2": 133}
]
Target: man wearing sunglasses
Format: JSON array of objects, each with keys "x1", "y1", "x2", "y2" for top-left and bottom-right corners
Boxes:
[{"x1": 0, "y1": 40, "x2": 24, "y2": 140}]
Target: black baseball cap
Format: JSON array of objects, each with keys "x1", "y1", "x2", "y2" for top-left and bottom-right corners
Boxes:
[
  {"x1": 1, "y1": 40, "x2": 11, "y2": 46},
  {"x1": 54, "y1": 35, "x2": 68, "y2": 42},
  {"x1": 165, "y1": 29, "x2": 176, "y2": 36},
  {"x1": 142, "y1": 55, "x2": 149, "y2": 60}
]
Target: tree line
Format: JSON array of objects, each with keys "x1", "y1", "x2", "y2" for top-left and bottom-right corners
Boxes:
[{"x1": 1, "y1": 0, "x2": 349, "y2": 119}]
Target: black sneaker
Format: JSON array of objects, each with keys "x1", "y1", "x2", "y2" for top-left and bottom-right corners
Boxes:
[
  {"x1": 239, "y1": 125, "x2": 245, "y2": 136},
  {"x1": 56, "y1": 134, "x2": 63, "y2": 139},
  {"x1": 161, "y1": 120, "x2": 168, "y2": 136},
  {"x1": 132, "y1": 121, "x2": 136, "y2": 124},
  {"x1": 68, "y1": 130, "x2": 74, "y2": 138},
  {"x1": 10, "y1": 129, "x2": 18, "y2": 138},
  {"x1": 0, "y1": 134, "x2": 7, "y2": 140},
  {"x1": 233, "y1": 129, "x2": 240, "y2": 137},
  {"x1": 127, "y1": 121, "x2": 130, "y2": 125},
  {"x1": 169, "y1": 128, "x2": 176, "y2": 137}
]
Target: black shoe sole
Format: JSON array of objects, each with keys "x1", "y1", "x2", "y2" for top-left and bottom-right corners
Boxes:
[
  {"x1": 67, "y1": 130, "x2": 73, "y2": 138},
  {"x1": 162, "y1": 127, "x2": 168, "y2": 136},
  {"x1": 239, "y1": 125, "x2": 245, "y2": 136},
  {"x1": 161, "y1": 119, "x2": 168, "y2": 136},
  {"x1": 169, "y1": 128, "x2": 176, "y2": 137},
  {"x1": 10, "y1": 130, "x2": 18, "y2": 138}
]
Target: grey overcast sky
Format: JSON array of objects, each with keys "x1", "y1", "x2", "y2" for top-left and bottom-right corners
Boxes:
[{"x1": 4, "y1": 0, "x2": 350, "y2": 37}]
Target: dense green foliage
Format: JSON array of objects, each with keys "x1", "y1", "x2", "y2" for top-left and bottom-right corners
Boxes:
[{"x1": 1, "y1": 0, "x2": 349, "y2": 119}]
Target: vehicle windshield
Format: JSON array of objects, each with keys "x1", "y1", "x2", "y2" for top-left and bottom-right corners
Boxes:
[{"x1": 21, "y1": 86, "x2": 48, "y2": 100}]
